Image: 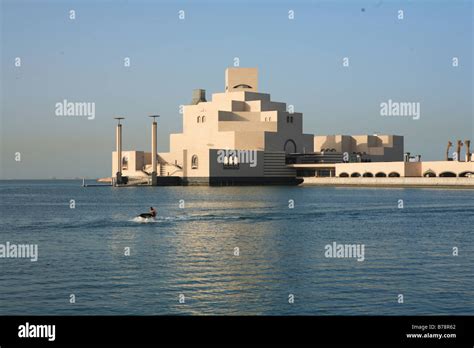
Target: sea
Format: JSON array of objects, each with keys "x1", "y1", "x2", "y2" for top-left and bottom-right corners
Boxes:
[{"x1": 0, "y1": 180, "x2": 472, "y2": 315}]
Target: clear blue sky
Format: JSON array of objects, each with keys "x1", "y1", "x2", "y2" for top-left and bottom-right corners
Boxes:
[{"x1": 1, "y1": 0, "x2": 472, "y2": 179}]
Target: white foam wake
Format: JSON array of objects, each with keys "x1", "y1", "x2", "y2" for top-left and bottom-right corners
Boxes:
[{"x1": 130, "y1": 216, "x2": 157, "y2": 223}]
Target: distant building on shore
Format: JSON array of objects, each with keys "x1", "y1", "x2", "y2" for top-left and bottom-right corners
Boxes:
[{"x1": 314, "y1": 134, "x2": 404, "y2": 163}]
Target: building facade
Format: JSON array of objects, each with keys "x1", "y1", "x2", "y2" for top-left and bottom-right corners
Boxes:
[
  {"x1": 113, "y1": 67, "x2": 314, "y2": 185},
  {"x1": 110, "y1": 67, "x2": 473, "y2": 185}
]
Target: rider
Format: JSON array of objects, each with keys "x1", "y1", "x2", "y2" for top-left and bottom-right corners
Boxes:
[{"x1": 149, "y1": 207, "x2": 157, "y2": 218}]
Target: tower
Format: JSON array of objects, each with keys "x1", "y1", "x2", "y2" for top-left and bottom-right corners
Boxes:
[{"x1": 225, "y1": 67, "x2": 258, "y2": 92}]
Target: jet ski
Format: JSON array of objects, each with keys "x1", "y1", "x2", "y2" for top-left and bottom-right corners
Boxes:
[{"x1": 139, "y1": 213, "x2": 154, "y2": 219}]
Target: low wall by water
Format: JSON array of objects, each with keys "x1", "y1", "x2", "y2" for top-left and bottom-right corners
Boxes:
[{"x1": 302, "y1": 177, "x2": 474, "y2": 188}]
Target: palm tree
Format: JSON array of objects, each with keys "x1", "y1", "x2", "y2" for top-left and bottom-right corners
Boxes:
[
  {"x1": 446, "y1": 141, "x2": 453, "y2": 161},
  {"x1": 465, "y1": 140, "x2": 471, "y2": 162},
  {"x1": 456, "y1": 140, "x2": 463, "y2": 162}
]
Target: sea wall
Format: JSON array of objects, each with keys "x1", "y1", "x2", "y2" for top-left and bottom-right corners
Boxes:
[{"x1": 302, "y1": 177, "x2": 474, "y2": 188}]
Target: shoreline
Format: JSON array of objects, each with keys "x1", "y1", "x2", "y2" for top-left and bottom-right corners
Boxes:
[{"x1": 2, "y1": 178, "x2": 473, "y2": 189}]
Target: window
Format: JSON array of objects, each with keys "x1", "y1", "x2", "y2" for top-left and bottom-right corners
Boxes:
[
  {"x1": 223, "y1": 155, "x2": 239, "y2": 169},
  {"x1": 197, "y1": 116, "x2": 201, "y2": 123},
  {"x1": 284, "y1": 139, "x2": 297, "y2": 154},
  {"x1": 460, "y1": 171, "x2": 474, "y2": 177},
  {"x1": 122, "y1": 155, "x2": 128, "y2": 170},
  {"x1": 202, "y1": 116, "x2": 206, "y2": 123},
  {"x1": 439, "y1": 171, "x2": 456, "y2": 177},
  {"x1": 233, "y1": 84, "x2": 252, "y2": 89},
  {"x1": 191, "y1": 155, "x2": 198, "y2": 169}
]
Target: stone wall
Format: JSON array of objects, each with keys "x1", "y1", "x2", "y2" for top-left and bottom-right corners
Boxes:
[{"x1": 302, "y1": 177, "x2": 474, "y2": 187}]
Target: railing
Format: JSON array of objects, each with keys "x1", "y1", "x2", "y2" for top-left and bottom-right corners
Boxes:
[{"x1": 286, "y1": 152, "x2": 345, "y2": 164}]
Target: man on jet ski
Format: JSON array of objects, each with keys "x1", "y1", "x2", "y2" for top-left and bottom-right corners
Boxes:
[{"x1": 139, "y1": 207, "x2": 157, "y2": 219}]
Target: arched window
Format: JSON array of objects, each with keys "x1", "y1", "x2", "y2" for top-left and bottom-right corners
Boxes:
[
  {"x1": 388, "y1": 172, "x2": 400, "y2": 177},
  {"x1": 202, "y1": 116, "x2": 206, "y2": 123},
  {"x1": 363, "y1": 172, "x2": 373, "y2": 177},
  {"x1": 375, "y1": 172, "x2": 387, "y2": 177},
  {"x1": 222, "y1": 153, "x2": 239, "y2": 169},
  {"x1": 351, "y1": 172, "x2": 361, "y2": 177},
  {"x1": 197, "y1": 116, "x2": 201, "y2": 123},
  {"x1": 339, "y1": 172, "x2": 349, "y2": 177},
  {"x1": 122, "y1": 155, "x2": 128, "y2": 170},
  {"x1": 233, "y1": 84, "x2": 253, "y2": 89},
  {"x1": 439, "y1": 171, "x2": 456, "y2": 177},
  {"x1": 265, "y1": 117, "x2": 268, "y2": 122},
  {"x1": 284, "y1": 139, "x2": 297, "y2": 154},
  {"x1": 191, "y1": 155, "x2": 198, "y2": 169},
  {"x1": 423, "y1": 171, "x2": 436, "y2": 177}
]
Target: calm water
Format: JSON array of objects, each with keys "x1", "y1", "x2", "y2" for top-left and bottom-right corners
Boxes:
[{"x1": 0, "y1": 180, "x2": 473, "y2": 315}]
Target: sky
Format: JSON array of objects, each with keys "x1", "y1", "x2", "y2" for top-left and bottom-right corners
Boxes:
[{"x1": 1, "y1": 0, "x2": 472, "y2": 179}]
